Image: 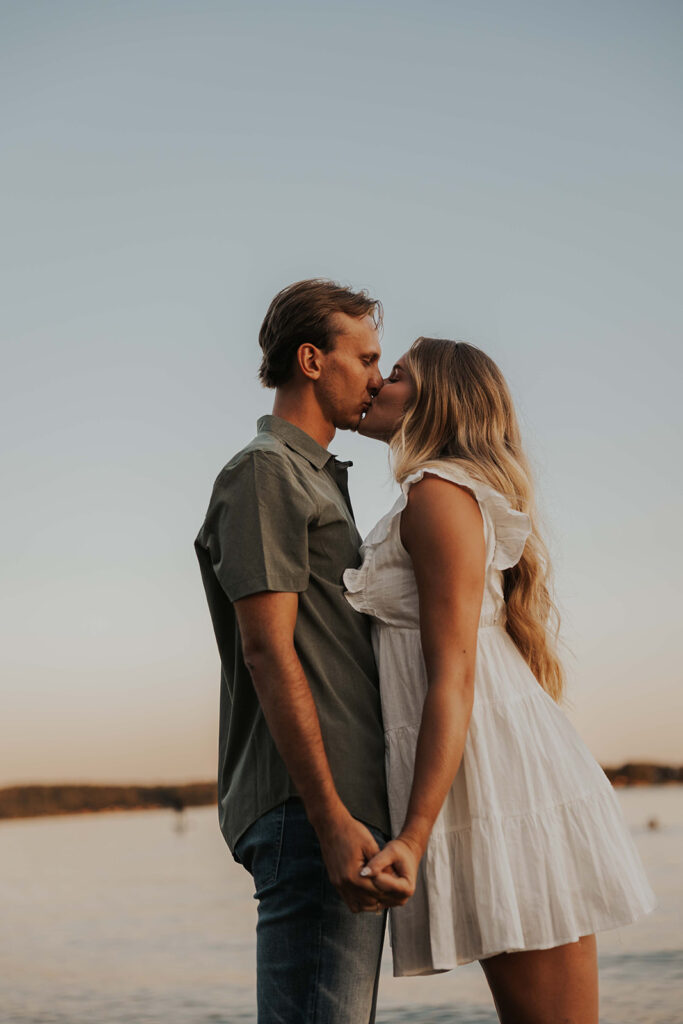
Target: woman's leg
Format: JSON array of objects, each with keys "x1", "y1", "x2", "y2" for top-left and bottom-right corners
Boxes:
[{"x1": 479, "y1": 935, "x2": 598, "y2": 1024}]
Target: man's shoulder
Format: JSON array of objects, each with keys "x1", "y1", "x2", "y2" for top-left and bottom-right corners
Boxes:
[
  {"x1": 206, "y1": 428, "x2": 311, "y2": 507},
  {"x1": 218, "y1": 429, "x2": 288, "y2": 479},
  {"x1": 196, "y1": 435, "x2": 292, "y2": 545}
]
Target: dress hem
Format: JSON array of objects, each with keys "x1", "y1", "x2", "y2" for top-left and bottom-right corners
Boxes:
[{"x1": 392, "y1": 895, "x2": 657, "y2": 976}]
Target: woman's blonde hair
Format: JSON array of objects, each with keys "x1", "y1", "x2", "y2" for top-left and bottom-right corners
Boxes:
[{"x1": 392, "y1": 337, "x2": 564, "y2": 702}]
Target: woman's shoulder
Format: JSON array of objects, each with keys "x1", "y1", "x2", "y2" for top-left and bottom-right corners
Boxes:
[
  {"x1": 402, "y1": 459, "x2": 532, "y2": 571},
  {"x1": 401, "y1": 464, "x2": 482, "y2": 528}
]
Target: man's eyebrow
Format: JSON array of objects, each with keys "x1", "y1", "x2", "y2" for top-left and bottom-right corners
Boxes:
[{"x1": 362, "y1": 351, "x2": 380, "y2": 362}]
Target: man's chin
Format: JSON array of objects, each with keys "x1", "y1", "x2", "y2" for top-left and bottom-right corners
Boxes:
[
  {"x1": 356, "y1": 412, "x2": 371, "y2": 435},
  {"x1": 356, "y1": 415, "x2": 384, "y2": 440},
  {"x1": 336, "y1": 408, "x2": 384, "y2": 438},
  {"x1": 338, "y1": 411, "x2": 370, "y2": 434}
]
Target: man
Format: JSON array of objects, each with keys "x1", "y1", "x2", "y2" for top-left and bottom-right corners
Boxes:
[{"x1": 194, "y1": 279, "x2": 408, "y2": 1023}]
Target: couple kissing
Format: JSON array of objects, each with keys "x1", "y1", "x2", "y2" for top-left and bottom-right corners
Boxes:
[{"x1": 195, "y1": 278, "x2": 653, "y2": 1024}]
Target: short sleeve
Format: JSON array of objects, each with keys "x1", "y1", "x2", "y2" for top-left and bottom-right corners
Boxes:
[
  {"x1": 476, "y1": 483, "x2": 532, "y2": 570},
  {"x1": 199, "y1": 450, "x2": 316, "y2": 602}
]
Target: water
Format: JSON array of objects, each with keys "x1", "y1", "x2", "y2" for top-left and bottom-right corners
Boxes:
[{"x1": 1, "y1": 788, "x2": 681, "y2": 1024}]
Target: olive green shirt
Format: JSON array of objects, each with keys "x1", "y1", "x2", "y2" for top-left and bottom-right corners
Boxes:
[{"x1": 194, "y1": 415, "x2": 390, "y2": 852}]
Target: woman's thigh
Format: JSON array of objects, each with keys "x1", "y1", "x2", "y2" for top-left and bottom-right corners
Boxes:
[{"x1": 480, "y1": 935, "x2": 598, "y2": 1024}]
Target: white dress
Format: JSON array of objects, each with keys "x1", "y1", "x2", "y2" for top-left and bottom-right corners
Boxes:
[{"x1": 343, "y1": 461, "x2": 655, "y2": 976}]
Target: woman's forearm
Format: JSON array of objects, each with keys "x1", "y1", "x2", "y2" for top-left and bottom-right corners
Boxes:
[
  {"x1": 395, "y1": 474, "x2": 484, "y2": 860},
  {"x1": 399, "y1": 670, "x2": 474, "y2": 856}
]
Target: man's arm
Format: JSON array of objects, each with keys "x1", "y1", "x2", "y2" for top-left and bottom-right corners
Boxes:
[{"x1": 235, "y1": 590, "x2": 410, "y2": 912}]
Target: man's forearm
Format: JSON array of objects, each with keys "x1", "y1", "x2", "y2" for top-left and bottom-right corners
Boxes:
[
  {"x1": 240, "y1": 605, "x2": 408, "y2": 910},
  {"x1": 244, "y1": 644, "x2": 345, "y2": 829}
]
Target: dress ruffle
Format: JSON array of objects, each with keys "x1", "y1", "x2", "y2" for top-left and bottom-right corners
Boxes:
[
  {"x1": 343, "y1": 561, "x2": 370, "y2": 608},
  {"x1": 343, "y1": 462, "x2": 531, "y2": 619},
  {"x1": 348, "y1": 461, "x2": 531, "y2": 569}
]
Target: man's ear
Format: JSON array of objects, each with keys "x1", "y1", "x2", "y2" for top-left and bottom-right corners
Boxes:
[{"x1": 297, "y1": 343, "x2": 323, "y2": 381}]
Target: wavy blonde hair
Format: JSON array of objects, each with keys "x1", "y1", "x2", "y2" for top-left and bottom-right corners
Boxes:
[{"x1": 391, "y1": 337, "x2": 564, "y2": 702}]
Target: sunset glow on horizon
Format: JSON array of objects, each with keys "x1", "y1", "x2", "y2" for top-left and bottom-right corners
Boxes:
[{"x1": 2, "y1": 1, "x2": 681, "y2": 785}]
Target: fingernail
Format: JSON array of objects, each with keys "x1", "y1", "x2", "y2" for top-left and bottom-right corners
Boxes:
[{"x1": 360, "y1": 866, "x2": 371, "y2": 876}]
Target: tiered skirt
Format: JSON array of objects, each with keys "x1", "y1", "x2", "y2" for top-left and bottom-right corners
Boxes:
[{"x1": 377, "y1": 623, "x2": 656, "y2": 976}]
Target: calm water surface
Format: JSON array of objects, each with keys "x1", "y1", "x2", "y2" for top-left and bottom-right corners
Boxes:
[{"x1": 1, "y1": 788, "x2": 681, "y2": 1024}]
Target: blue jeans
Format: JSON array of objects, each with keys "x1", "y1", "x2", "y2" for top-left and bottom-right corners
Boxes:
[{"x1": 234, "y1": 798, "x2": 387, "y2": 1024}]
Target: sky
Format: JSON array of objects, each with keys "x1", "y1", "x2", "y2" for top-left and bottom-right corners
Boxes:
[{"x1": 1, "y1": 0, "x2": 681, "y2": 785}]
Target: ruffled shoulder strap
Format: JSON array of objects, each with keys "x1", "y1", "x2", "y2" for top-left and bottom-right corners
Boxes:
[{"x1": 395, "y1": 461, "x2": 531, "y2": 570}]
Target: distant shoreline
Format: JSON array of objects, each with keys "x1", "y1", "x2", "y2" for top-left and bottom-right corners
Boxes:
[
  {"x1": 603, "y1": 762, "x2": 683, "y2": 787},
  {"x1": 1, "y1": 765, "x2": 681, "y2": 821},
  {"x1": 0, "y1": 782, "x2": 218, "y2": 821}
]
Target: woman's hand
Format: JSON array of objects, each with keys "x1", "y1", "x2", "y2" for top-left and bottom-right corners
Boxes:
[
  {"x1": 315, "y1": 806, "x2": 410, "y2": 913},
  {"x1": 360, "y1": 835, "x2": 422, "y2": 903}
]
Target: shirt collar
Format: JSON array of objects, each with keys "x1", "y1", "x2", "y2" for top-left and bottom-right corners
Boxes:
[{"x1": 257, "y1": 415, "x2": 335, "y2": 470}]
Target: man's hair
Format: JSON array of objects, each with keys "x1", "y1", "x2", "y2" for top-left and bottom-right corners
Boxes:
[{"x1": 258, "y1": 278, "x2": 383, "y2": 388}]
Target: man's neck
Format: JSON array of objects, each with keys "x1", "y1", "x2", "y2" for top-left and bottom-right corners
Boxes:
[{"x1": 271, "y1": 389, "x2": 335, "y2": 449}]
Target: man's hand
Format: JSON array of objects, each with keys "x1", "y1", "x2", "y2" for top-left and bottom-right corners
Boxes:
[
  {"x1": 315, "y1": 807, "x2": 412, "y2": 913},
  {"x1": 358, "y1": 835, "x2": 421, "y2": 903}
]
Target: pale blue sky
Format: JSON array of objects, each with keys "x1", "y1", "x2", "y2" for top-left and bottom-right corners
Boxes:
[{"x1": 2, "y1": 0, "x2": 681, "y2": 783}]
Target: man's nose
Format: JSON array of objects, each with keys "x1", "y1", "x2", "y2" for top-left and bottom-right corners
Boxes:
[{"x1": 368, "y1": 368, "x2": 384, "y2": 398}]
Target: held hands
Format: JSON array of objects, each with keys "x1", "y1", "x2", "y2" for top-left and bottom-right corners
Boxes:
[
  {"x1": 316, "y1": 808, "x2": 413, "y2": 914},
  {"x1": 358, "y1": 834, "x2": 422, "y2": 906}
]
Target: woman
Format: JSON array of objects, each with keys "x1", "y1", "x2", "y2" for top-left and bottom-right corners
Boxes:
[{"x1": 344, "y1": 338, "x2": 654, "y2": 1024}]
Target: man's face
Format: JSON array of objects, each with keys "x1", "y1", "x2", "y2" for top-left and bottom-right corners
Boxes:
[{"x1": 316, "y1": 313, "x2": 384, "y2": 431}]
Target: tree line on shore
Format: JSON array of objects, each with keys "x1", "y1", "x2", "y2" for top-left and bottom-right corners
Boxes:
[
  {"x1": 0, "y1": 764, "x2": 680, "y2": 820},
  {"x1": 0, "y1": 782, "x2": 218, "y2": 820},
  {"x1": 602, "y1": 763, "x2": 683, "y2": 786}
]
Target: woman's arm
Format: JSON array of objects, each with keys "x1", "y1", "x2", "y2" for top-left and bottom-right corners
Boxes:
[{"x1": 362, "y1": 474, "x2": 485, "y2": 894}]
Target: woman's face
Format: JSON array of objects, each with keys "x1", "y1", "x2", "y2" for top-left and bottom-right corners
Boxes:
[{"x1": 358, "y1": 353, "x2": 416, "y2": 441}]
